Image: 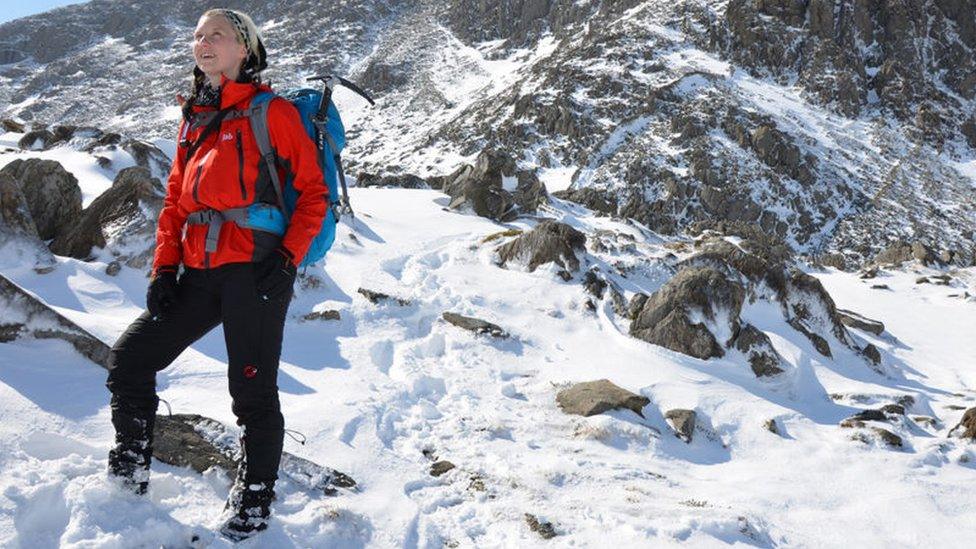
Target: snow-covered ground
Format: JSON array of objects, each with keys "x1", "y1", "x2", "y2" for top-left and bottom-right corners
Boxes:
[{"x1": 2, "y1": 135, "x2": 976, "y2": 547}]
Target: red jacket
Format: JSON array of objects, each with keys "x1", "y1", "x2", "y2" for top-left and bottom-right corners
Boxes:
[{"x1": 153, "y1": 76, "x2": 327, "y2": 272}]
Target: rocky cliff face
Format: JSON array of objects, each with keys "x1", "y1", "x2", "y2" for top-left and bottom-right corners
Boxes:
[{"x1": 1, "y1": 0, "x2": 973, "y2": 268}]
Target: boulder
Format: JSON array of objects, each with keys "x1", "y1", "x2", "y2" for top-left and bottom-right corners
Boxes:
[
  {"x1": 442, "y1": 149, "x2": 518, "y2": 221},
  {"x1": 496, "y1": 220, "x2": 586, "y2": 274},
  {"x1": 511, "y1": 170, "x2": 548, "y2": 214},
  {"x1": 555, "y1": 379, "x2": 650, "y2": 417},
  {"x1": 872, "y1": 239, "x2": 937, "y2": 266},
  {"x1": 870, "y1": 427, "x2": 903, "y2": 448},
  {"x1": 732, "y1": 323, "x2": 786, "y2": 377},
  {"x1": 0, "y1": 172, "x2": 54, "y2": 266},
  {"x1": 0, "y1": 273, "x2": 110, "y2": 367},
  {"x1": 963, "y1": 116, "x2": 976, "y2": 150},
  {"x1": 429, "y1": 460, "x2": 455, "y2": 477},
  {"x1": 949, "y1": 407, "x2": 976, "y2": 441},
  {"x1": 357, "y1": 172, "x2": 429, "y2": 189},
  {"x1": 0, "y1": 158, "x2": 82, "y2": 240},
  {"x1": 50, "y1": 166, "x2": 164, "y2": 260},
  {"x1": 17, "y1": 129, "x2": 54, "y2": 151},
  {"x1": 1, "y1": 119, "x2": 25, "y2": 133},
  {"x1": 665, "y1": 409, "x2": 696, "y2": 443},
  {"x1": 630, "y1": 268, "x2": 744, "y2": 360},
  {"x1": 302, "y1": 310, "x2": 341, "y2": 322},
  {"x1": 627, "y1": 293, "x2": 648, "y2": 320},
  {"x1": 861, "y1": 343, "x2": 881, "y2": 366},
  {"x1": 836, "y1": 309, "x2": 884, "y2": 335},
  {"x1": 122, "y1": 139, "x2": 171, "y2": 179},
  {"x1": 551, "y1": 187, "x2": 616, "y2": 216},
  {"x1": 153, "y1": 413, "x2": 356, "y2": 495},
  {"x1": 442, "y1": 311, "x2": 509, "y2": 338},
  {"x1": 358, "y1": 287, "x2": 410, "y2": 306},
  {"x1": 525, "y1": 513, "x2": 557, "y2": 539}
]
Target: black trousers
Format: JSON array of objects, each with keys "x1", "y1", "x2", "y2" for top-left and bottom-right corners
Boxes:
[{"x1": 106, "y1": 262, "x2": 291, "y2": 483}]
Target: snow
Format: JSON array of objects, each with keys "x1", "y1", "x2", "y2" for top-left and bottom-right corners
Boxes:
[
  {"x1": 0, "y1": 132, "x2": 139, "y2": 208},
  {"x1": 2, "y1": 144, "x2": 976, "y2": 546}
]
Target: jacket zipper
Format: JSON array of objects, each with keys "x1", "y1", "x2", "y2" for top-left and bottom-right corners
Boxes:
[
  {"x1": 236, "y1": 129, "x2": 246, "y2": 200},
  {"x1": 192, "y1": 164, "x2": 203, "y2": 204}
]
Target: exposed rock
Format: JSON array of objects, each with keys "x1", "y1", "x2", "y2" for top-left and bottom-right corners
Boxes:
[
  {"x1": 481, "y1": 228, "x2": 523, "y2": 244},
  {"x1": 153, "y1": 414, "x2": 237, "y2": 475},
  {"x1": 840, "y1": 418, "x2": 865, "y2": 429},
  {"x1": 302, "y1": 310, "x2": 341, "y2": 322},
  {"x1": 949, "y1": 407, "x2": 976, "y2": 441},
  {"x1": 555, "y1": 379, "x2": 649, "y2": 418},
  {"x1": 551, "y1": 187, "x2": 616, "y2": 216},
  {"x1": 763, "y1": 418, "x2": 779, "y2": 434},
  {"x1": 50, "y1": 166, "x2": 164, "y2": 260},
  {"x1": 665, "y1": 409, "x2": 696, "y2": 443},
  {"x1": 121, "y1": 139, "x2": 171, "y2": 179},
  {"x1": 17, "y1": 129, "x2": 54, "y2": 151},
  {"x1": 963, "y1": 116, "x2": 976, "y2": 149},
  {"x1": 441, "y1": 149, "x2": 518, "y2": 221},
  {"x1": 512, "y1": 169, "x2": 548, "y2": 214},
  {"x1": 0, "y1": 172, "x2": 54, "y2": 266},
  {"x1": 105, "y1": 261, "x2": 122, "y2": 276},
  {"x1": 817, "y1": 253, "x2": 848, "y2": 271},
  {"x1": 582, "y1": 269, "x2": 607, "y2": 299},
  {"x1": 0, "y1": 158, "x2": 82, "y2": 240},
  {"x1": 608, "y1": 285, "x2": 628, "y2": 317},
  {"x1": 442, "y1": 311, "x2": 509, "y2": 338},
  {"x1": 0, "y1": 273, "x2": 110, "y2": 367},
  {"x1": 153, "y1": 413, "x2": 356, "y2": 495},
  {"x1": 916, "y1": 274, "x2": 952, "y2": 286},
  {"x1": 861, "y1": 343, "x2": 881, "y2": 366},
  {"x1": 357, "y1": 172, "x2": 430, "y2": 189},
  {"x1": 627, "y1": 293, "x2": 648, "y2": 320},
  {"x1": 836, "y1": 308, "x2": 885, "y2": 335},
  {"x1": 1, "y1": 119, "x2": 25, "y2": 133},
  {"x1": 849, "y1": 409, "x2": 887, "y2": 422},
  {"x1": 858, "y1": 266, "x2": 879, "y2": 279},
  {"x1": 630, "y1": 267, "x2": 744, "y2": 360},
  {"x1": 873, "y1": 239, "x2": 937, "y2": 266},
  {"x1": 0, "y1": 322, "x2": 26, "y2": 343},
  {"x1": 496, "y1": 220, "x2": 586, "y2": 273},
  {"x1": 870, "y1": 427, "x2": 903, "y2": 448},
  {"x1": 525, "y1": 513, "x2": 557, "y2": 540},
  {"x1": 880, "y1": 404, "x2": 905, "y2": 416},
  {"x1": 732, "y1": 323, "x2": 786, "y2": 377},
  {"x1": 430, "y1": 460, "x2": 456, "y2": 477},
  {"x1": 358, "y1": 288, "x2": 410, "y2": 306}
]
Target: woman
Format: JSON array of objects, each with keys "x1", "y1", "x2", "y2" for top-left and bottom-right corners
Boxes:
[{"x1": 104, "y1": 8, "x2": 327, "y2": 541}]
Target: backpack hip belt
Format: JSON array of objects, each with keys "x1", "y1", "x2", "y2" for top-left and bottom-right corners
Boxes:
[{"x1": 186, "y1": 204, "x2": 287, "y2": 253}]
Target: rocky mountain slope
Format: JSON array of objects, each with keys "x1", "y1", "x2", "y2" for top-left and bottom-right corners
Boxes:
[{"x1": 2, "y1": 0, "x2": 974, "y2": 267}]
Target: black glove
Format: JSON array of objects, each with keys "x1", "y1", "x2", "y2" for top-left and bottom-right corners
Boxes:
[
  {"x1": 147, "y1": 266, "x2": 178, "y2": 319},
  {"x1": 255, "y1": 247, "x2": 297, "y2": 301}
]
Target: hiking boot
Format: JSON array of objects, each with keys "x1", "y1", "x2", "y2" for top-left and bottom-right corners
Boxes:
[
  {"x1": 107, "y1": 415, "x2": 153, "y2": 495},
  {"x1": 219, "y1": 476, "x2": 275, "y2": 542}
]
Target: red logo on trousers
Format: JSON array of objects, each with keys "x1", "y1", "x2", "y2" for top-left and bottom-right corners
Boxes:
[{"x1": 243, "y1": 365, "x2": 258, "y2": 379}]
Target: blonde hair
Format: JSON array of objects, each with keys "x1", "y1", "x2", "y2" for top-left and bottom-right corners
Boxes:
[
  {"x1": 183, "y1": 8, "x2": 268, "y2": 121},
  {"x1": 202, "y1": 9, "x2": 262, "y2": 61}
]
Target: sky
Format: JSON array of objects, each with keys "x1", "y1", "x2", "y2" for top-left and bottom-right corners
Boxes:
[{"x1": 0, "y1": 0, "x2": 90, "y2": 24}]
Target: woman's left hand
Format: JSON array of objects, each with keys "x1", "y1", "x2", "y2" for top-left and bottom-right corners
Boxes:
[{"x1": 255, "y1": 247, "x2": 297, "y2": 301}]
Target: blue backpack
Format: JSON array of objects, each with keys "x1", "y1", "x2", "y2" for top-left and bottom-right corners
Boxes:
[{"x1": 243, "y1": 76, "x2": 374, "y2": 268}]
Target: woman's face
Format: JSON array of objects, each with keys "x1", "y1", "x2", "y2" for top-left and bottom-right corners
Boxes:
[{"x1": 192, "y1": 14, "x2": 247, "y2": 80}]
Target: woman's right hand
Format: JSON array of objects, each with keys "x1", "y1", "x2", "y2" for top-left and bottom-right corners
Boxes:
[{"x1": 147, "y1": 266, "x2": 179, "y2": 319}]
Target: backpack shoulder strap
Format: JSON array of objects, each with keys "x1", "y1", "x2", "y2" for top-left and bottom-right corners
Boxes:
[{"x1": 248, "y1": 92, "x2": 286, "y2": 211}]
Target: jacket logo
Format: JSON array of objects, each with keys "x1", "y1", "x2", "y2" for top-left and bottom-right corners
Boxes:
[{"x1": 221, "y1": 132, "x2": 234, "y2": 141}]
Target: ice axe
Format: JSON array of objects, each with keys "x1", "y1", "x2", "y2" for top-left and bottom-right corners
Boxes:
[{"x1": 306, "y1": 74, "x2": 375, "y2": 223}]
